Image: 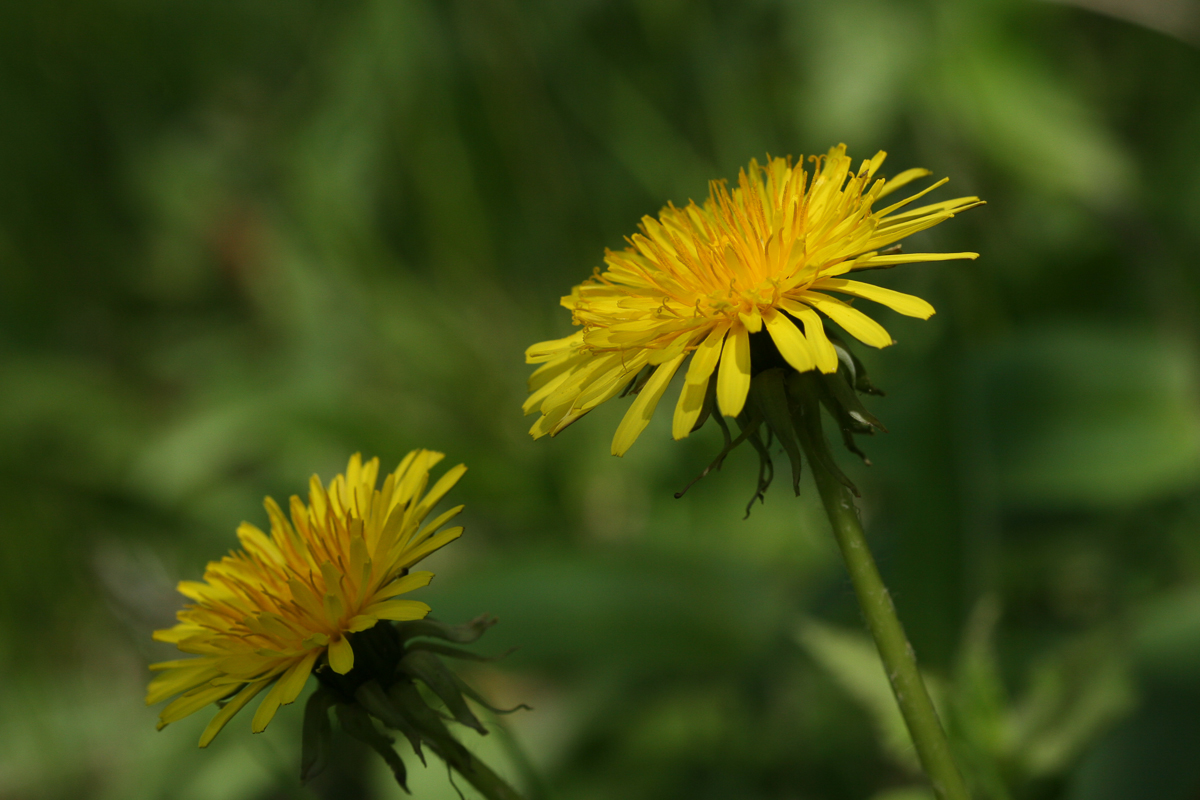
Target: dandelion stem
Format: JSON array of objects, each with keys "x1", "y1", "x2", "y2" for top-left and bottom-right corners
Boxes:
[
  {"x1": 423, "y1": 727, "x2": 527, "y2": 800},
  {"x1": 812, "y1": 464, "x2": 970, "y2": 800}
]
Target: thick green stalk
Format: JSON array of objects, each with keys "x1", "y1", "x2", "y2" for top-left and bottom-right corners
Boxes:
[
  {"x1": 423, "y1": 727, "x2": 526, "y2": 800},
  {"x1": 812, "y1": 465, "x2": 970, "y2": 800}
]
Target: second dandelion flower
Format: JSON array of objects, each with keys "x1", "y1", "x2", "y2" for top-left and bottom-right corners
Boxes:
[{"x1": 148, "y1": 451, "x2": 527, "y2": 800}]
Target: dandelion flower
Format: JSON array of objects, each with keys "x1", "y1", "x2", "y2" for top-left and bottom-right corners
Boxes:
[
  {"x1": 147, "y1": 451, "x2": 466, "y2": 747},
  {"x1": 524, "y1": 145, "x2": 982, "y2": 456}
]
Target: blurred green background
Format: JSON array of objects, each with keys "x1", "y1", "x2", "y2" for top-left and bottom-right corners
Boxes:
[{"x1": 4, "y1": 1, "x2": 1200, "y2": 798}]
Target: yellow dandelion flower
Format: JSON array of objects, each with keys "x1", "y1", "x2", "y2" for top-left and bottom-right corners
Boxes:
[
  {"x1": 524, "y1": 145, "x2": 982, "y2": 456},
  {"x1": 147, "y1": 451, "x2": 466, "y2": 747}
]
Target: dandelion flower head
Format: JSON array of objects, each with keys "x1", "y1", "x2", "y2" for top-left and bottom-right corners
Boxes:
[
  {"x1": 524, "y1": 145, "x2": 982, "y2": 455},
  {"x1": 147, "y1": 451, "x2": 466, "y2": 746}
]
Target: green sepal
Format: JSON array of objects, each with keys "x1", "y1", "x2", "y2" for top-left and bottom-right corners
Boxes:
[
  {"x1": 300, "y1": 687, "x2": 336, "y2": 784},
  {"x1": 407, "y1": 640, "x2": 517, "y2": 663},
  {"x1": 831, "y1": 336, "x2": 884, "y2": 396},
  {"x1": 738, "y1": 424, "x2": 775, "y2": 517},
  {"x1": 787, "y1": 371, "x2": 859, "y2": 495},
  {"x1": 398, "y1": 648, "x2": 532, "y2": 716},
  {"x1": 816, "y1": 367, "x2": 884, "y2": 464},
  {"x1": 453, "y1": 676, "x2": 533, "y2": 716},
  {"x1": 394, "y1": 614, "x2": 498, "y2": 645},
  {"x1": 388, "y1": 679, "x2": 470, "y2": 762},
  {"x1": 336, "y1": 699, "x2": 408, "y2": 792},
  {"x1": 355, "y1": 679, "x2": 426, "y2": 765},
  {"x1": 673, "y1": 328, "x2": 891, "y2": 507},
  {"x1": 750, "y1": 369, "x2": 805, "y2": 495},
  {"x1": 675, "y1": 404, "x2": 763, "y2": 500},
  {"x1": 819, "y1": 368, "x2": 885, "y2": 433},
  {"x1": 398, "y1": 650, "x2": 487, "y2": 734}
]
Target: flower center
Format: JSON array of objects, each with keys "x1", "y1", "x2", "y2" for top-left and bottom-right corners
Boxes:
[{"x1": 697, "y1": 277, "x2": 786, "y2": 321}]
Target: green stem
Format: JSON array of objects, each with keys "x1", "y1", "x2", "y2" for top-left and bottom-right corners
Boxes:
[
  {"x1": 423, "y1": 727, "x2": 527, "y2": 800},
  {"x1": 812, "y1": 465, "x2": 970, "y2": 800}
]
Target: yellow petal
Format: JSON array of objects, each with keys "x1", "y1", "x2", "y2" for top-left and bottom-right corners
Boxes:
[
  {"x1": 572, "y1": 352, "x2": 650, "y2": 411},
  {"x1": 528, "y1": 348, "x2": 585, "y2": 392},
  {"x1": 523, "y1": 365, "x2": 574, "y2": 414},
  {"x1": 366, "y1": 599, "x2": 432, "y2": 621},
  {"x1": 146, "y1": 663, "x2": 222, "y2": 706},
  {"x1": 414, "y1": 506, "x2": 464, "y2": 547},
  {"x1": 611, "y1": 352, "x2": 687, "y2": 456},
  {"x1": 409, "y1": 463, "x2": 468, "y2": 525},
  {"x1": 320, "y1": 562, "x2": 345, "y2": 620},
  {"x1": 877, "y1": 167, "x2": 931, "y2": 198},
  {"x1": 147, "y1": 658, "x2": 205, "y2": 672},
  {"x1": 393, "y1": 450, "x2": 440, "y2": 508},
  {"x1": 716, "y1": 323, "x2": 751, "y2": 417},
  {"x1": 250, "y1": 651, "x2": 318, "y2": 733},
  {"x1": 799, "y1": 291, "x2": 894, "y2": 348},
  {"x1": 372, "y1": 570, "x2": 434, "y2": 602},
  {"x1": 175, "y1": 581, "x2": 213, "y2": 601},
  {"x1": 277, "y1": 651, "x2": 319, "y2": 706},
  {"x1": 813, "y1": 278, "x2": 936, "y2": 319},
  {"x1": 671, "y1": 376, "x2": 711, "y2": 441},
  {"x1": 327, "y1": 635, "x2": 355, "y2": 675},
  {"x1": 671, "y1": 325, "x2": 729, "y2": 440},
  {"x1": 738, "y1": 308, "x2": 762, "y2": 333},
  {"x1": 249, "y1": 690, "x2": 284, "y2": 734},
  {"x1": 851, "y1": 251, "x2": 978, "y2": 269},
  {"x1": 152, "y1": 624, "x2": 205, "y2": 644},
  {"x1": 525, "y1": 331, "x2": 584, "y2": 363},
  {"x1": 876, "y1": 176, "x2": 948, "y2": 216},
  {"x1": 543, "y1": 352, "x2": 624, "y2": 411},
  {"x1": 157, "y1": 682, "x2": 236, "y2": 729},
  {"x1": 235, "y1": 523, "x2": 282, "y2": 565},
  {"x1": 199, "y1": 679, "x2": 270, "y2": 748},
  {"x1": 646, "y1": 330, "x2": 694, "y2": 365},
  {"x1": 251, "y1": 612, "x2": 302, "y2": 641},
  {"x1": 866, "y1": 150, "x2": 887, "y2": 179},
  {"x1": 865, "y1": 214, "x2": 954, "y2": 250},
  {"x1": 779, "y1": 300, "x2": 839, "y2": 374},
  {"x1": 288, "y1": 578, "x2": 326, "y2": 621},
  {"x1": 349, "y1": 536, "x2": 372, "y2": 598},
  {"x1": 763, "y1": 308, "x2": 816, "y2": 374},
  {"x1": 880, "y1": 195, "x2": 981, "y2": 225},
  {"x1": 395, "y1": 527, "x2": 463, "y2": 570}
]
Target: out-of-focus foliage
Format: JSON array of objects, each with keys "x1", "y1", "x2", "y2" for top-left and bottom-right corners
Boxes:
[{"x1": 3, "y1": 1, "x2": 1200, "y2": 798}]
